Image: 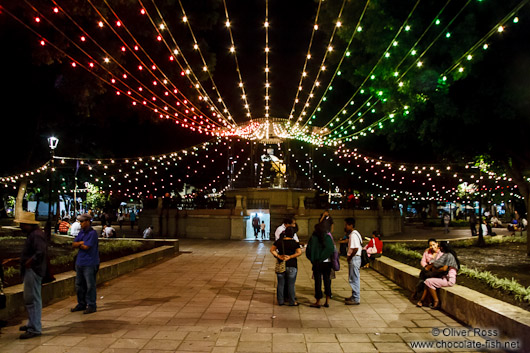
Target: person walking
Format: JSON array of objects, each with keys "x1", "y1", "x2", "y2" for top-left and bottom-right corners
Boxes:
[
  {"x1": 306, "y1": 224, "x2": 335, "y2": 308},
  {"x1": 130, "y1": 212, "x2": 136, "y2": 230},
  {"x1": 118, "y1": 213, "x2": 125, "y2": 230},
  {"x1": 344, "y1": 217, "x2": 362, "y2": 305},
  {"x1": 270, "y1": 227, "x2": 302, "y2": 306},
  {"x1": 252, "y1": 214, "x2": 260, "y2": 239},
  {"x1": 15, "y1": 211, "x2": 47, "y2": 339},
  {"x1": 71, "y1": 213, "x2": 100, "y2": 314}
]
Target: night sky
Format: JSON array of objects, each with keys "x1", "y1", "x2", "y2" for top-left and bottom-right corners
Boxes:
[{"x1": 1, "y1": 0, "x2": 529, "y2": 180}]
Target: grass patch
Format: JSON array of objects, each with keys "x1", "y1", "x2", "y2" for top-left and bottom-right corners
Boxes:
[
  {"x1": 383, "y1": 242, "x2": 530, "y2": 304},
  {"x1": 5, "y1": 240, "x2": 146, "y2": 281}
]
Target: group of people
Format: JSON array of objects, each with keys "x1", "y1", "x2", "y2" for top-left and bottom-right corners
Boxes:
[
  {"x1": 412, "y1": 238, "x2": 460, "y2": 309},
  {"x1": 12, "y1": 212, "x2": 100, "y2": 339},
  {"x1": 270, "y1": 212, "x2": 383, "y2": 308}
]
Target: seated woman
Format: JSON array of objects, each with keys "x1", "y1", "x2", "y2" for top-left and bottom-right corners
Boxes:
[
  {"x1": 490, "y1": 216, "x2": 501, "y2": 228},
  {"x1": 364, "y1": 231, "x2": 383, "y2": 258},
  {"x1": 417, "y1": 241, "x2": 460, "y2": 309},
  {"x1": 270, "y1": 227, "x2": 302, "y2": 306},
  {"x1": 361, "y1": 231, "x2": 383, "y2": 268},
  {"x1": 411, "y1": 238, "x2": 443, "y2": 300},
  {"x1": 306, "y1": 224, "x2": 335, "y2": 308}
]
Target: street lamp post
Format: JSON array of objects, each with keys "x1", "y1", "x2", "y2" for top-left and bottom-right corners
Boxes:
[{"x1": 45, "y1": 137, "x2": 59, "y2": 239}]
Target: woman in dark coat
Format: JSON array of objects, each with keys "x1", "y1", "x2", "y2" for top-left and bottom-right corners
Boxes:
[{"x1": 306, "y1": 224, "x2": 335, "y2": 308}]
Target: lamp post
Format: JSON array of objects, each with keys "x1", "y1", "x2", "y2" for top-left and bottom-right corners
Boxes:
[{"x1": 45, "y1": 136, "x2": 59, "y2": 238}]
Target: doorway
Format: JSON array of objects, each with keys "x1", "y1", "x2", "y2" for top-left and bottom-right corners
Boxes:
[{"x1": 246, "y1": 210, "x2": 270, "y2": 240}]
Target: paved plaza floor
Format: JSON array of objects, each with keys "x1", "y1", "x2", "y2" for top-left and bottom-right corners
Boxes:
[{"x1": 0, "y1": 239, "x2": 481, "y2": 353}]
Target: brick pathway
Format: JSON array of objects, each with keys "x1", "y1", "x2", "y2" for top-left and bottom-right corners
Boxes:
[{"x1": 0, "y1": 239, "x2": 476, "y2": 353}]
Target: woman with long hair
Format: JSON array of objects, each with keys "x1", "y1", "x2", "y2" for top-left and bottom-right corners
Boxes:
[
  {"x1": 417, "y1": 241, "x2": 460, "y2": 309},
  {"x1": 306, "y1": 223, "x2": 335, "y2": 308},
  {"x1": 270, "y1": 227, "x2": 302, "y2": 306}
]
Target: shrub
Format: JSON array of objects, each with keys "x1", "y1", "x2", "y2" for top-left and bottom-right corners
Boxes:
[{"x1": 4, "y1": 266, "x2": 20, "y2": 279}]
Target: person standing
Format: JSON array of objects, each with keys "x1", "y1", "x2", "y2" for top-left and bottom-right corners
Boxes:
[
  {"x1": 306, "y1": 224, "x2": 335, "y2": 308},
  {"x1": 252, "y1": 214, "x2": 260, "y2": 239},
  {"x1": 443, "y1": 213, "x2": 450, "y2": 234},
  {"x1": 260, "y1": 221, "x2": 266, "y2": 240},
  {"x1": 469, "y1": 213, "x2": 477, "y2": 236},
  {"x1": 344, "y1": 217, "x2": 362, "y2": 305},
  {"x1": 319, "y1": 210, "x2": 334, "y2": 234},
  {"x1": 71, "y1": 213, "x2": 99, "y2": 314},
  {"x1": 270, "y1": 227, "x2": 302, "y2": 306},
  {"x1": 15, "y1": 211, "x2": 47, "y2": 339},
  {"x1": 130, "y1": 212, "x2": 136, "y2": 230},
  {"x1": 118, "y1": 213, "x2": 125, "y2": 230},
  {"x1": 274, "y1": 218, "x2": 299, "y2": 242}
]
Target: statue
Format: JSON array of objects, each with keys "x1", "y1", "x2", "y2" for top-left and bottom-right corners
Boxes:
[{"x1": 261, "y1": 153, "x2": 286, "y2": 188}]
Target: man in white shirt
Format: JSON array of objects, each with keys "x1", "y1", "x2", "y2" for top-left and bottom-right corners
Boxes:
[
  {"x1": 69, "y1": 220, "x2": 81, "y2": 237},
  {"x1": 103, "y1": 225, "x2": 116, "y2": 238},
  {"x1": 345, "y1": 217, "x2": 361, "y2": 305},
  {"x1": 143, "y1": 226, "x2": 153, "y2": 239},
  {"x1": 274, "y1": 218, "x2": 299, "y2": 242}
]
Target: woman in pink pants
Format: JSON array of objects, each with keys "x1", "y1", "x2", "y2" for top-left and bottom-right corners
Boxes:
[{"x1": 417, "y1": 241, "x2": 460, "y2": 309}]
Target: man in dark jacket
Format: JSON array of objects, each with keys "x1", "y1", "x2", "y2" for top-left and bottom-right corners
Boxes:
[{"x1": 15, "y1": 211, "x2": 47, "y2": 339}]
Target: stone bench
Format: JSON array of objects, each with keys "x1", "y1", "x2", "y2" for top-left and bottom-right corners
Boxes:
[{"x1": 371, "y1": 256, "x2": 530, "y2": 351}]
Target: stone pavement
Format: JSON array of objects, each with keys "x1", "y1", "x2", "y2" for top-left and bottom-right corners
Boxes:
[{"x1": 0, "y1": 239, "x2": 481, "y2": 353}]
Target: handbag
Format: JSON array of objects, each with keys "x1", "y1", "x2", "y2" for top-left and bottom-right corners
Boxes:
[
  {"x1": 360, "y1": 249, "x2": 370, "y2": 267},
  {"x1": 331, "y1": 250, "x2": 340, "y2": 271},
  {"x1": 274, "y1": 240, "x2": 286, "y2": 274}
]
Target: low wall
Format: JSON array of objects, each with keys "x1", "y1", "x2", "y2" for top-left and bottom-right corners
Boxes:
[
  {"x1": 139, "y1": 208, "x2": 402, "y2": 240},
  {"x1": 1, "y1": 241, "x2": 178, "y2": 321},
  {"x1": 372, "y1": 256, "x2": 530, "y2": 351}
]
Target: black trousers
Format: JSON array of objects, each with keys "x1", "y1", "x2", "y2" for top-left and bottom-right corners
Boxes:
[{"x1": 312, "y1": 262, "x2": 332, "y2": 300}]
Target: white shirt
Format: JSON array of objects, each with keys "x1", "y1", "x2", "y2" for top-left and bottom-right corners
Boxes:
[
  {"x1": 348, "y1": 230, "x2": 362, "y2": 256},
  {"x1": 274, "y1": 224, "x2": 299, "y2": 242},
  {"x1": 104, "y1": 226, "x2": 116, "y2": 237},
  {"x1": 143, "y1": 227, "x2": 153, "y2": 239},
  {"x1": 70, "y1": 221, "x2": 81, "y2": 236},
  {"x1": 260, "y1": 223, "x2": 266, "y2": 230}
]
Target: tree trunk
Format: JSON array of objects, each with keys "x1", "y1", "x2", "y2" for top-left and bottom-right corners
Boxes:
[
  {"x1": 15, "y1": 178, "x2": 27, "y2": 218},
  {"x1": 502, "y1": 161, "x2": 530, "y2": 256}
]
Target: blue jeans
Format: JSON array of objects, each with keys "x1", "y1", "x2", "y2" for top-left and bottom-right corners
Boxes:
[
  {"x1": 276, "y1": 267, "x2": 297, "y2": 305},
  {"x1": 23, "y1": 269, "x2": 42, "y2": 334},
  {"x1": 75, "y1": 265, "x2": 98, "y2": 309},
  {"x1": 348, "y1": 256, "x2": 361, "y2": 303}
]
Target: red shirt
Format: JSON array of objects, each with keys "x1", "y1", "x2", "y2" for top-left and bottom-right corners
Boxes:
[
  {"x1": 59, "y1": 221, "x2": 70, "y2": 233},
  {"x1": 368, "y1": 238, "x2": 383, "y2": 253}
]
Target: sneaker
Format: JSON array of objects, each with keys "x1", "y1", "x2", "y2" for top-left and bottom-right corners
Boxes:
[
  {"x1": 345, "y1": 299, "x2": 360, "y2": 305},
  {"x1": 83, "y1": 307, "x2": 97, "y2": 314},
  {"x1": 19, "y1": 331, "x2": 41, "y2": 339},
  {"x1": 19, "y1": 325, "x2": 30, "y2": 332},
  {"x1": 71, "y1": 305, "x2": 86, "y2": 312}
]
